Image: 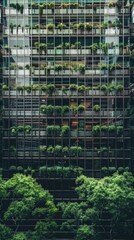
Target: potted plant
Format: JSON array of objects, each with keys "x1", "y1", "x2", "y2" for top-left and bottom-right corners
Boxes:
[
  {"x1": 25, "y1": 86, "x2": 32, "y2": 93},
  {"x1": 25, "y1": 125, "x2": 32, "y2": 134},
  {"x1": 54, "y1": 145, "x2": 62, "y2": 156},
  {"x1": 17, "y1": 126, "x2": 24, "y2": 133},
  {"x1": 47, "y1": 145, "x2": 54, "y2": 155},
  {"x1": 78, "y1": 85, "x2": 86, "y2": 93},
  {"x1": 39, "y1": 166, "x2": 47, "y2": 177},
  {"x1": 117, "y1": 126, "x2": 123, "y2": 135},
  {"x1": 47, "y1": 23, "x2": 55, "y2": 32},
  {"x1": 47, "y1": 84, "x2": 55, "y2": 95},
  {"x1": 9, "y1": 165, "x2": 17, "y2": 175},
  {"x1": 93, "y1": 104, "x2": 100, "y2": 112},
  {"x1": 89, "y1": 43, "x2": 98, "y2": 53},
  {"x1": 40, "y1": 105, "x2": 47, "y2": 114},
  {"x1": 10, "y1": 127, "x2": 17, "y2": 135},
  {"x1": 62, "y1": 146, "x2": 69, "y2": 156},
  {"x1": 39, "y1": 145, "x2": 47, "y2": 152},
  {"x1": 109, "y1": 167, "x2": 116, "y2": 175},
  {"x1": 46, "y1": 105, "x2": 54, "y2": 115},
  {"x1": 2, "y1": 85, "x2": 9, "y2": 90},
  {"x1": 92, "y1": 125, "x2": 101, "y2": 135},
  {"x1": 108, "y1": 125, "x2": 116, "y2": 133},
  {"x1": 17, "y1": 166, "x2": 24, "y2": 173},
  {"x1": 78, "y1": 105, "x2": 85, "y2": 112},
  {"x1": 69, "y1": 84, "x2": 78, "y2": 92},
  {"x1": 62, "y1": 106, "x2": 70, "y2": 115},
  {"x1": 100, "y1": 84, "x2": 108, "y2": 92},
  {"x1": 61, "y1": 126, "x2": 70, "y2": 136},
  {"x1": 101, "y1": 167, "x2": 109, "y2": 176},
  {"x1": 71, "y1": 105, "x2": 77, "y2": 114},
  {"x1": 57, "y1": 23, "x2": 67, "y2": 30},
  {"x1": 16, "y1": 86, "x2": 24, "y2": 91},
  {"x1": 41, "y1": 85, "x2": 47, "y2": 93},
  {"x1": 55, "y1": 106, "x2": 62, "y2": 115}
]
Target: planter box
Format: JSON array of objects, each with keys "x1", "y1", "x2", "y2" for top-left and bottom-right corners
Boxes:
[
  {"x1": 40, "y1": 29, "x2": 47, "y2": 34},
  {"x1": 104, "y1": 7, "x2": 116, "y2": 14},
  {"x1": 108, "y1": 47, "x2": 119, "y2": 55},
  {"x1": 105, "y1": 28, "x2": 119, "y2": 35}
]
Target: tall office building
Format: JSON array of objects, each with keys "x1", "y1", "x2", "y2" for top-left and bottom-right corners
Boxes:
[{"x1": 1, "y1": 0, "x2": 132, "y2": 198}]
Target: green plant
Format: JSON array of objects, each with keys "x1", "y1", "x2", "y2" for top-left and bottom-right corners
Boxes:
[
  {"x1": 16, "y1": 86, "x2": 24, "y2": 91},
  {"x1": 47, "y1": 84, "x2": 55, "y2": 95},
  {"x1": 78, "y1": 23, "x2": 85, "y2": 30},
  {"x1": 17, "y1": 126, "x2": 24, "y2": 132},
  {"x1": 118, "y1": 167, "x2": 124, "y2": 173},
  {"x1": 25, "y1": 125, "x2": 32, "y2": 134},
  {"x1": 47, "y1": 23, "x2": 55, "y2": 31},
  {"x1": 78, "y1": 105, "x2": 85, "y2": 112},
  {"x1": 117, "y1": 126, "x2": 123, "y2": 135},
  {"x1": 93, "y1": 104, "x2": 100, "y2": 112},
  {"x1": 74, "y1": 42, "x2": 82, "y2": 49},
  {"x1": 39, "y1": 166, "x2": 47, "y2": 177},
  {"x1": 100, "y1": 85, "x2": 107, "y2": 91},
  {"x1": 64, "y1": 42, "x2": 70, "y2": 49},
  {"x1": 24, "y1": 86, "x2": 32, "y2": 93},
  {"x1": 10, "y1": 127, "x2": 17, "y2": 135},
  {"x1": 40, "y1": 105, "x2": 47, "y2": 114},
  {"x1": 109, "y1": 167, "x2": 116, "y2": 174},
  {"x1": 116, "y1": 84, "x2": 123, "y2": 92},
  {"x1": 39, "y1": 145, "x2": 47, "y2": 152},
  {"x1": 47, "y1": 146, "x2": 54, "y2": 154},
  {"x1": 46, "y1": 105, "x2": 54, "y2": 115},
  {"x1": 57, "y1": 23, "x2": 67, "y2": 30},
  {"x1": 62, "y1": 146, "x2": 69, "y2": 156},
  {"x1": 101, "y1": 126, "x2": 108, "y2": 132},
  {"x1": 108, "y1": 2, "x2": 116, "y2": 7},
  {"x1": 78, "y1": 85, "x2": 86, "y2": 92},
  {"x1": 100, "y1": 43, "x2": 109, "y2": 54},
  {"x1": 41, "y1": 85, "x2": 47, "y2": 92},
  {"x1": 9, "y1": 165, "x2": 17, "y2": 172},
  {"x1": 71, "y1": 105, "x2": 77, "y2": 114},
  {"x1": 92, "y1": 125, "x2": 101, "y2": 134},
  {"x1": 108, "y1": 125, "x2": 116, "y2": 132},
  {"x1": 85, "y1": 23, "x2": 92, "y2": 31},
  {"x1": 62, "y1": 106, "x2": 70, "y2": 114},
  {"x1": 17, "y1": 166, "x2": 23, "y2": 173},
  {"x1": 70, "y1": 146, "x2": 82, "y2": 156},
  {"x1": 69, "y1": 84, "x2": 78, "y2": 91},
  {"x1": 61, "y1": 126, "x2": 70, "y2": 136},
  {"x1": 55, "y1": 106, "x2": 62, "y2": 115},
  {"x1": 54, "y1": 145, "x2": 62, "y2": 156},
  {"x1": 89, "y1": 43, "x2": 98, "y2": 52},
  {"x1": 101, "y1": 166, "x2": 109, "y2": 175},
  {"x1": 78, "y1": 64, "x2": 86, "y2": 73},
  {"x1": 32, "y1": 84, "x2": 40, "y2": 90},
  {"x1": 2, "y1": 85, "x2": 9, "y2": 90},
  {"x1": 47, "y1": 125, "x2": 61, "y2": 136}
]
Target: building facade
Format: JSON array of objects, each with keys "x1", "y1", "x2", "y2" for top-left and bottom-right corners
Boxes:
[{"x1": 1, "y1": 0, "x2": 132, "y2": 196}]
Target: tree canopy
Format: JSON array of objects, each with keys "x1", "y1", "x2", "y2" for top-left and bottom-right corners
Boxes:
[
  {"x1": 0, "y1": 174, "x2": 57, "y2": 240},
  {"x1": 59, "y1": 172, "x2": 134, "y2": 240}
]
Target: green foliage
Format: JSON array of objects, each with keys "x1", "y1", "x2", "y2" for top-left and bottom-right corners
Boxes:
[
  {"x1": 93, "y1": 104, "x2": 100, "y2": 112},
  {"x1": 61, "y1": 126, "x2": 70, "y2": 136},
  {"x1": 76, "y1": 224, "x2": 95, "y2": 240},
  {"x1": 57, "y1": 23, "x2": 67, "y2": 30},
  {"x1": 46, "y1": 125, "x2": 61, "y2": 136},
  {"x1": 78, "y1": 105, "x2": 85, "y2": 112},
  {"x1": 12, "y1": 232, "x2": 27, "y2": 240},
  {"x1": 60, "y1": 173, "x2": 134, "y2": 239},
  {"x1": 0, "y1": 224, "x2": 12, "y2": 240},
  {"x1": 0, "y1": 174, "x2": 57, "y2": 239}
]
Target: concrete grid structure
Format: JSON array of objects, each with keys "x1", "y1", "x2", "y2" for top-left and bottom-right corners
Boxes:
[{"x1": 0, "y1": 0, "x2": 133, "y2": 236}]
